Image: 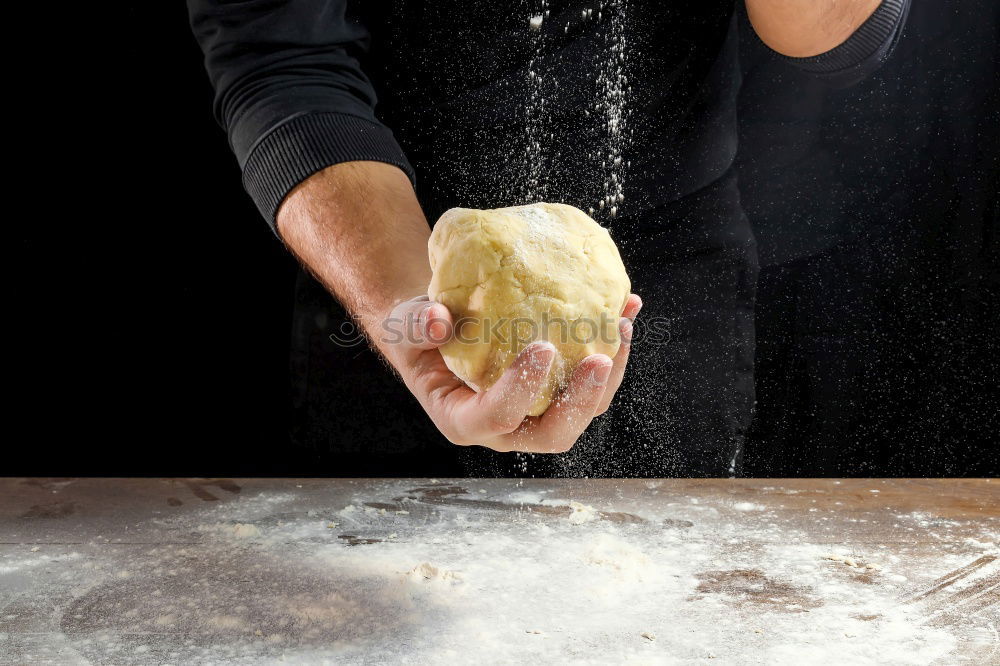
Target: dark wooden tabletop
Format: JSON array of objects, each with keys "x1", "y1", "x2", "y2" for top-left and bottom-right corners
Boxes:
[{"x1": 1, "y1": 478, "x2": 997, "y2": 664}]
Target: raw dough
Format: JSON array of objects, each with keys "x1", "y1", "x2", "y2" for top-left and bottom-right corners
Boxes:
[
  {"x1": 407, "y1": 562, "x2": 462, "y2": 582},
  {"x1": 428, "y1": 203, "x2": 631, "y2": 415},
  {"x1": 567, "y1": 501, "x2": 599, "y2": 525},
  {"x1": 230, "y1": 523, "x2": 261, "y2": 538},
  {"x1": 823, "y1": 554, "x2": 882, "y2": 571}
]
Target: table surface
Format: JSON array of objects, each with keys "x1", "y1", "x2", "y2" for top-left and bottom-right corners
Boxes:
[{"x1": 1, "y1": 478, "x2": 997, "y2": 665}]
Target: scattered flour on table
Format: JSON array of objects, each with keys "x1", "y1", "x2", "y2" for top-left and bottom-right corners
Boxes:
[
  {"x1": 824, "y1": 554, "x2": 883, "y2": 570},
  {"x1": 0, "y1": 551, "x2": 82, "y2": 575},
  {"x1": 231, "y1": 523, "x2": 261, "y2": 538},
  {"x1": 964, "y1": 536, "x2": 999, "y2": 550},
  {"x1": 584, "y1": 533, "x2": 655, "y2": 581},
  {"x1": 506, "y1": 490, "x2": 548, "y2": 504},
  {"x1": 407, "y1": 562, "x2": 463, "y2": 583},
  {"x1": 12, "y1": 482, "x2": 986, "y2": 666},
  {"x1": 732, "y1": 502, "x2": 766, "y2": 512},
  {"x1": 535, "y1": 498, "x2": 601, "y2": 524},
  {"x1": 567, "y1": 501, "x2": 599, "y2": 524},
  {"x1": 196, "y1": 522, "x2": 261, "y2": 539}
]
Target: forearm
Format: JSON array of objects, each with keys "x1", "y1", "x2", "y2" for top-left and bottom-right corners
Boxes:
[
  {"x1": 745, "y1": 0, "x2": 883, "y2": 57},
  {"x1": 276, "y1": 161, "x2": 431, "y2": 358},
  {"x1": 188, "y1": 0, "x2": 414, "y2": 228}
]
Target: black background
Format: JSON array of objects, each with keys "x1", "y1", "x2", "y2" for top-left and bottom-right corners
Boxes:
[
  {"x1": 12, "y1": 4, "x2": 297, "y2": 475},
  {"x1": 9, "y1": 2, "x2": 997, "y2": 477}
]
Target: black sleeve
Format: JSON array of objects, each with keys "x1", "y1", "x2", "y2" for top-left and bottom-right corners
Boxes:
[
  {"x1": 187, "y1": 0, "x2": 414, "y2": 229},
  {"x1": 740, "y1": 0, "x2": 912, "y2": 88}
]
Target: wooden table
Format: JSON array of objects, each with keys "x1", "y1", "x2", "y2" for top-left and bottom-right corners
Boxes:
[{"x1": 1, "y1": 478, "x2": 997, "y2": 664}]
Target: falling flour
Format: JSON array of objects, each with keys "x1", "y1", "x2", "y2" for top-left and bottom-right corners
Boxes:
[
  {"x1": 525, "y1": 0, "x2": 630, "y2": 216},
  {"x1": 591, "y1": 0, "x2": 629, "y2": 220},
  {"x1": 524, "y1": 0, "x2": 552, "y2": 202}
]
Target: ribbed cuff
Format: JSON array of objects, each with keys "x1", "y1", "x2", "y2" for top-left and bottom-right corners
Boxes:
[
  {"x1": 745, "y1": 0, "x2": 910, "y2": 87},
  {"x1": 242, "y1": 112, "x2": 415, "y2": 230}
]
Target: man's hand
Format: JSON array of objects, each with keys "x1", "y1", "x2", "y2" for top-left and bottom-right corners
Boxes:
[
  {"x1": 277, "y1": 160, "x2": 640, "y2": 454},
  {"x1": 378, "y1": 294, "x2": 642, "y2": 453}
]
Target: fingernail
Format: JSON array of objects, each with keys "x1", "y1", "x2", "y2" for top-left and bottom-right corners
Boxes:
[
  {"x1": 530, "y1": 342, "x2": 555, "y2": 368},
  {"x1": 620, "y1": 318, "x2": 633, "y2": 345},
  {"x1": 418, "y1": 303, "x2": 433, "y2": 328},
  {"x1": 591, "y1": 361, "x2": 612, "y2": 386},
  {"x1": 422, "y1": 304, "x2": 449, "y2": 343},
  {"x1": 428, "y1": 319, "x2": 447, "y2": 342}
]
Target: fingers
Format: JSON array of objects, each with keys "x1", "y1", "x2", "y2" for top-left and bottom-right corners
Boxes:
[
  {"x1": 594, "y1": 294, "x2": 642, "y2": 416},
  {"x1": 478, "y1": 342, "x2": 556, "y2": 433},
  {"x1": 386, "y1": 297, "x2": 453, "y2": 351},
  {"x1": 594, "y1": 317, "x2": 633, "y2": 416},
  {"x1": 422, "y1": 302, "x2": 452, "y2": 347},
  {"x1": 497, "y1": 354, "x2": 613, "y2": 454},
  {"x1": 449, "y1": 342, "x2": 556, "y2": 442},
  {"x1": 482, "y1": 294, "x2": 642, "y2": 453},
  {"x1": 415, "y1": 292, "x2": 643, "y2": 454},
  {"x1": 622, "y1": 293, "x2": 642, "y2": 321},
  {"x1": 593, "y1": 293, "x2": 642, "y2": 416}
]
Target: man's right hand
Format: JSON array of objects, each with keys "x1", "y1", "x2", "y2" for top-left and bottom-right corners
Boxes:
[{"x1": 375, "y1": 294, "x2": 642, "y2": 453}]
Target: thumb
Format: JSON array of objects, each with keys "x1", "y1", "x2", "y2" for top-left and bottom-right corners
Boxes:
[{"x1": 386, "y1": 296, "x2": 454, "y2": 351}]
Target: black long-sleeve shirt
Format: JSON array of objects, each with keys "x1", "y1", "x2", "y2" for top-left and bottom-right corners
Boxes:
[{"x1": 187, "y1": 0, "x2": 910, "y2": 232}]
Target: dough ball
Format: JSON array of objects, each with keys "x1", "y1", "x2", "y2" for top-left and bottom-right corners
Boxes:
[{"x1": 428, "y1": 203, "x2": 631, "y2": 416}]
